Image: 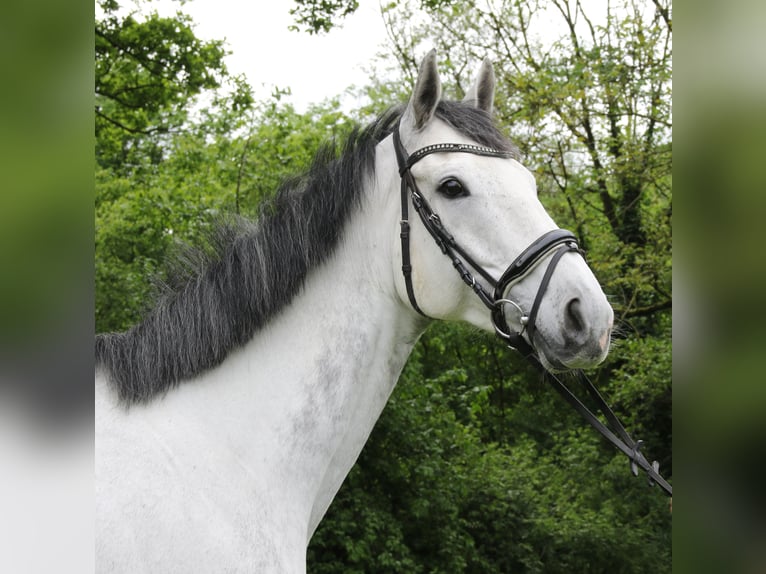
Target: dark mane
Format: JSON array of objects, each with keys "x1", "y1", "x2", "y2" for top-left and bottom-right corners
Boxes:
[{"x1": 96, "y1": 101, "x2": 517, "y2": 404}]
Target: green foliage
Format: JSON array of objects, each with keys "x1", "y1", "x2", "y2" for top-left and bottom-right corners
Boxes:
[
  {"x1": 95, "y1": 90, "x2": 354, "y2": 332},
  {"x1": 287, "y1": 0, "x2": 456, "y2": 34},
  {"x1": 309, "y1": 325, "x2": 672, "y2": 572},
  {"x1": 95, "y1": 0, "x2": 229, "y2": 173},
  {"x1": 289, "y1": 0, "x2": 360, "y2": 34}
]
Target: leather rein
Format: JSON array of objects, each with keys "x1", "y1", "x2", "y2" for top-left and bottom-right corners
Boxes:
[{"x1": 392, "y1": 123, "x2": 672, "y2": 496}]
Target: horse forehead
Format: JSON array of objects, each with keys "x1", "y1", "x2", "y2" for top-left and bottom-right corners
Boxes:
[
  {"x1": 412, "y1": 119, "x2": 470, "y2": 147},
  {"x1": 412, "y1": 121, "x2": 536, "y2": 188},
  {"x1": 415, "y1": 144, "x2": 536, "y2": 192},
  {"x1": 455, "y1": 153, "x2": 535, "y2": 190}
]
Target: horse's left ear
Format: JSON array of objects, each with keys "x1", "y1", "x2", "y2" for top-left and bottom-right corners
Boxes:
[
  {"x1": 401, "y1": 50, "x2": 442, "y2": 131},
  {"x1": 463, "y1": 57, "x2": 495, "y2": 113}
]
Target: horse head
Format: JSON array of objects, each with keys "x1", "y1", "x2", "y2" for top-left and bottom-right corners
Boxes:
[{"x1": 389, "y1": 51, "x2": 614, "y2": 371}]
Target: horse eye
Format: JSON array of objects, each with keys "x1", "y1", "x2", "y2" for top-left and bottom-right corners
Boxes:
[{"x1": 438, "y1": 178, "x2": 467, "y2": 198}]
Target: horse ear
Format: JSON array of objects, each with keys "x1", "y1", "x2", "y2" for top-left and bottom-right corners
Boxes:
[
  {"x1": 402, "y1": 50, "x2": 442, "y2": 131},
  {"x1": 463, "y1": 57, "x2": 495, "y2": 113}
]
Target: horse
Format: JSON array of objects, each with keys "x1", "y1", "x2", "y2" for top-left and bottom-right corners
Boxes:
[{"x1": 95, "y1": 51, "x2": 614, "y2": 573}]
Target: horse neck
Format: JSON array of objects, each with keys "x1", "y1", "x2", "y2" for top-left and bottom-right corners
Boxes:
[{"x1": 150, "y1": 175, "x2": 423, "y2": 540}]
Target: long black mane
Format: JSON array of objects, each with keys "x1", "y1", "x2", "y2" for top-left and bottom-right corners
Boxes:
[{"x1": 96, "y1": 101, "x2": 517, "y2": 404}]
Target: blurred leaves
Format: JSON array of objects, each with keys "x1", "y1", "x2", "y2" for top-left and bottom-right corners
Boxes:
[
  {"x1": 289, "y1": 0, "x2": 360, "y2": 34},
  {"x1": 310, "y1": 324, "x2": 672, "y2": 572}
]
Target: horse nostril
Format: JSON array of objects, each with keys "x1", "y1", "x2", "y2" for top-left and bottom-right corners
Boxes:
[{"x1": 565, "y1": 298, "x2": 585, "y2": 333}]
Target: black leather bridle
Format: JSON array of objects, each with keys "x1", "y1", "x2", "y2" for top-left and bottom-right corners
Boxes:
[
  {"x1": 393, "y1": 124, "x2": 581, "y2": 359},
  {"x1": 392, "y1": 122, "x2": 672, "y2": 496}
]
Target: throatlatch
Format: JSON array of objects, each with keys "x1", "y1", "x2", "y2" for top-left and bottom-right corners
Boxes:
[{"x1": 392, "y1": 122, "x2": 672, "y2": 496}]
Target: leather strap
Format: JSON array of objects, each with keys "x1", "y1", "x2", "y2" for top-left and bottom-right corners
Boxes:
[
  {"x1": 490, "y1": 229, "x2": 580, "y2": 353},
  {"x1": 493, "y1": 229, "x2": 580, "y2": 298},
  {"x1": 401, "y1": 142, "x2": 514, "y2": 173},
  {"x1": 394, "y1": 126, "x2": 502, "y2": 315},
  {"x1": 528, "y1": 356, "x2": 673, "y2": 496},
  {"x1": 394, "y1": 127, "x2": 428, "y2": 316},
  {"x1": 525, "y1": 247, "x2": 568, "y2": 346}
]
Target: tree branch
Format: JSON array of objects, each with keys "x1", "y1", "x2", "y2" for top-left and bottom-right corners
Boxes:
[
  {"x1": 617, "y1": 298, "x2": 671, "y2": 319},
  {"x1": 650, "y1": 0, "x2": 672, "y2": 32},
  {"x1": 95, "y1": 108, "x2": 166, "y2": 136}
]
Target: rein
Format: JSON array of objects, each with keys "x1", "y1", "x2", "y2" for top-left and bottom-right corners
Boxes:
[{"x1": 392, "y1": 123, "x2": 672, "y2": 496}]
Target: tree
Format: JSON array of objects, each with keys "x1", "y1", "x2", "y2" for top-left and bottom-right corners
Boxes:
[
  {"x1": 289, "y1": 0, "x2": 361, "y2": 34},
  {"x1": 287, "y1": 0, "x2": 459, "y2": 34},
  {"x1": 309, "y1": 323, "x2": 672, "y2": 573},
  {"x1": 95, "y1": 0, "x2": 229, "y2": 174}
]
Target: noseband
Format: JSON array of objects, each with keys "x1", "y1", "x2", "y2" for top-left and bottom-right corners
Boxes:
[
  {"x1": 391, "y1": 122, "x2": 672, "y2": 496},
  {"x1": 392, "y1": 123, "x2": 581, "y2": 360}
]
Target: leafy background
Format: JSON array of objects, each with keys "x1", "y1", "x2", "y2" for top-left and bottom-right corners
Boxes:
[{"x1": 95, "y1": 0, "x2": 672, "y2": 571}]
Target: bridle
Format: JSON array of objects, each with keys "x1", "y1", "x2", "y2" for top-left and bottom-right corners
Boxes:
[
  {"x1": 392, "y1": 122, "x2": 672, "y2": 496},
  {"x1": 393, "y1": 124, "x2": 582, "y2": 359}
]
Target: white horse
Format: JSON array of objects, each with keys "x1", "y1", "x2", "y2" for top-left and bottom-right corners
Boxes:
[{"x1": 95, "y1": 52, "x2": 613, "y2": 573}]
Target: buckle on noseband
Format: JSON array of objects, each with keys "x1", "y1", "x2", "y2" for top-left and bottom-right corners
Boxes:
[
  {"x1": 492, "y1": 299, "x2": 528, "y2": 340},
  {"x1": 489, "y1": 230, "x2": 581, "y2": 353}
]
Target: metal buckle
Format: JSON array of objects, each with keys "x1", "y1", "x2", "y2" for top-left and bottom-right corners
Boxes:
[
  {"x1": 630, "y1": 439, "x2": 644, "y2": 477},
  {"x1": 493, "y1": 298, "x2": 528, "y2": 339}
]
